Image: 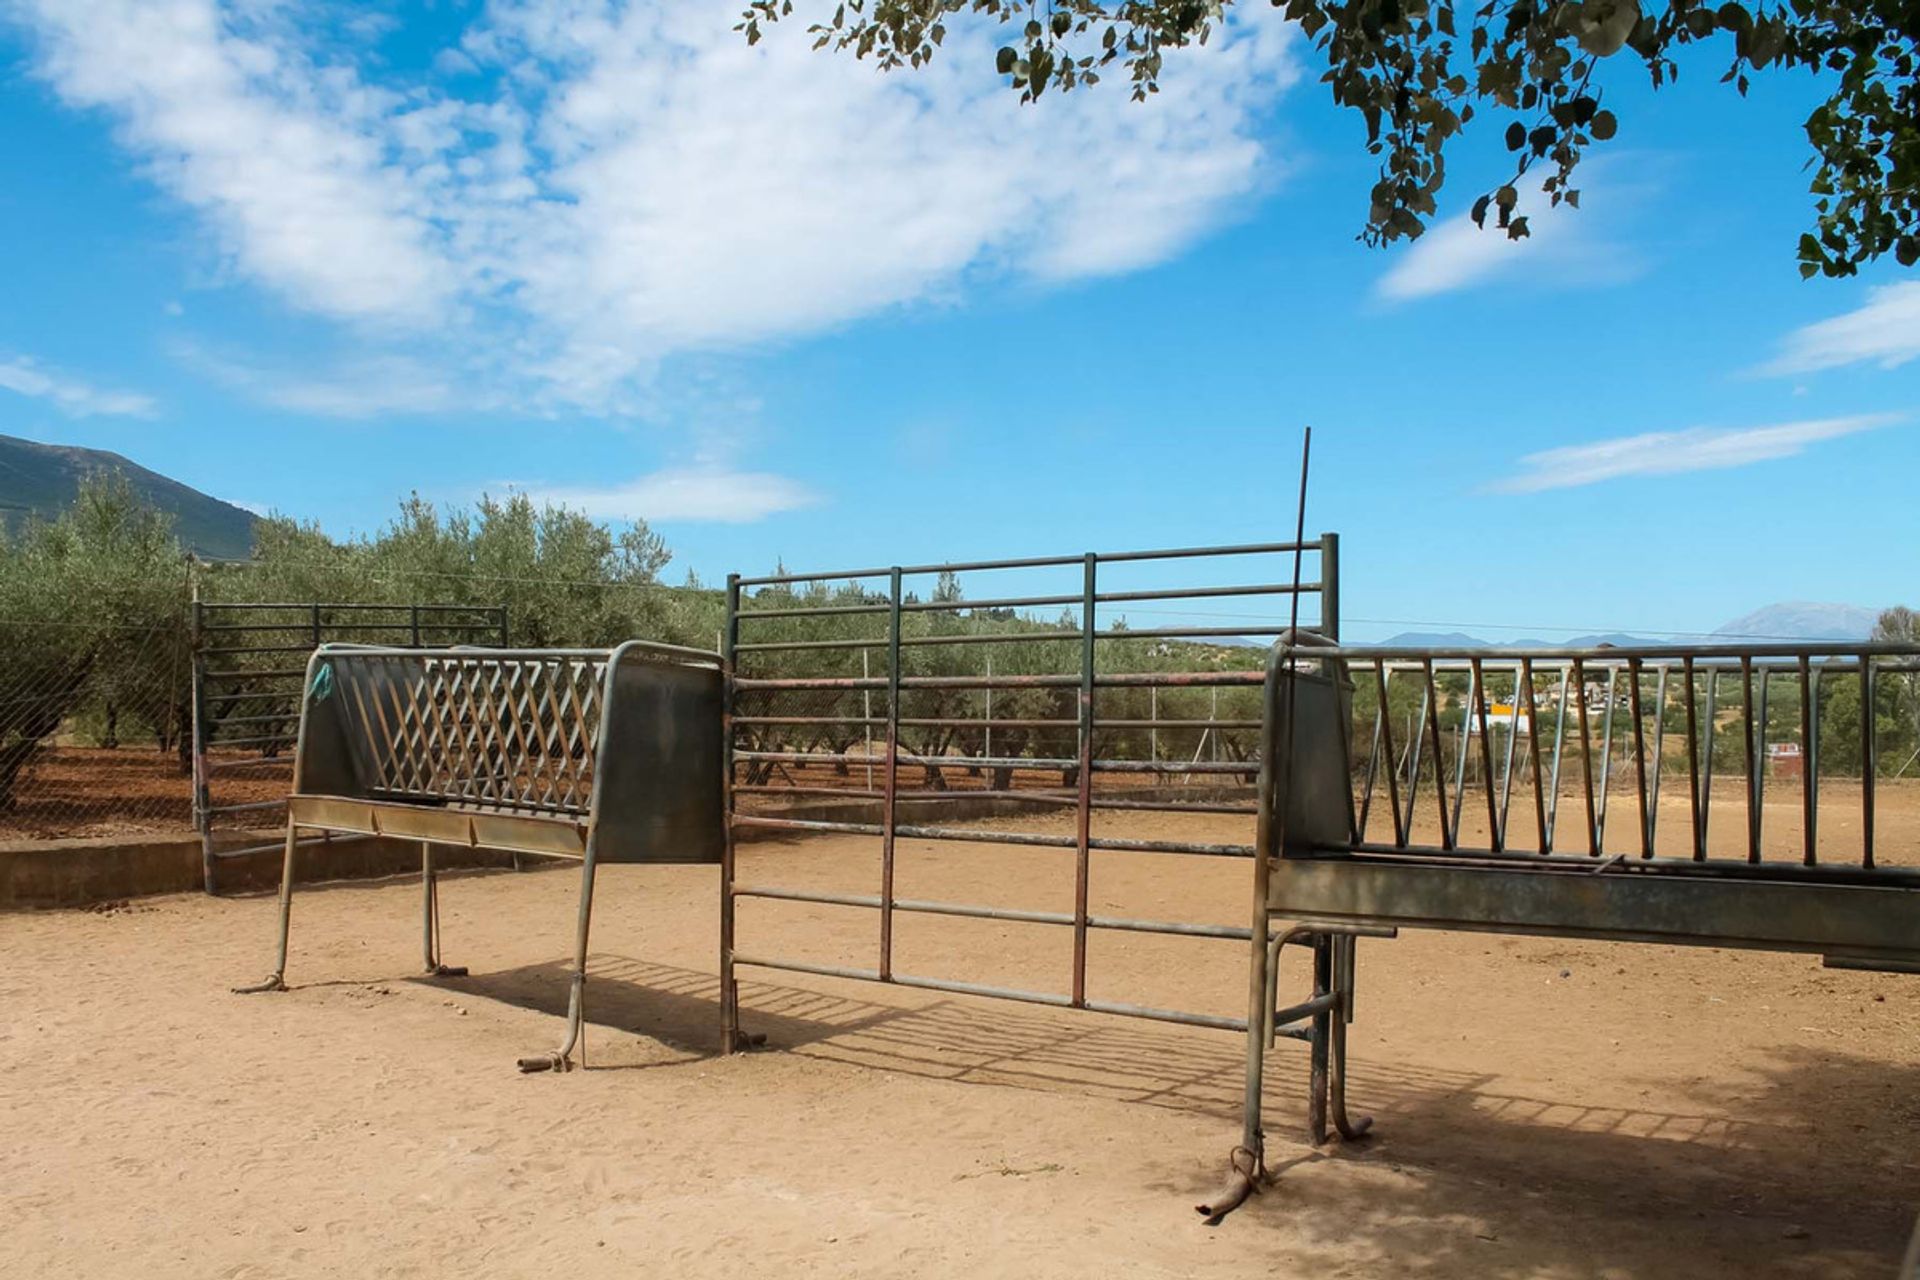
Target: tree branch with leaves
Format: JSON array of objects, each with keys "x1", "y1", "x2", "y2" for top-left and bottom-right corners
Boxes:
[{"x1": 739, "y1": 0, "x2": 1919, "y2": 276}]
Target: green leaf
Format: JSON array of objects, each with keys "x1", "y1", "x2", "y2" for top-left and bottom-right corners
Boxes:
[
  {"x1": 1505, "y1": 120, "x2": 1526, "y2": 150},
  {"x1": 1591, "y1": 110, "x2": 1617, "y2": 140},
  {"x1": 996, "y1": 45, "x2": 1017, "y2": 74}
]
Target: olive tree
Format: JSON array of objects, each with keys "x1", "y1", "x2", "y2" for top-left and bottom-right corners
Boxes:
[{"x1": 740, "y1": 0, "x2": 1920, "y2": 276}]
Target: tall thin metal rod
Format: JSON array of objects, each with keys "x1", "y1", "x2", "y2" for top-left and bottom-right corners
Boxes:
[
  {"x1": 1801, "y1": 656, "x2": 1817, "y2": 866},
  {"x1": 1521, "y1": 661, "x2": 1551, "y2": 853},
  {"x1": 1596, "y1": 668, "x2": 1618, "y2": 851},
  {"x1": 720, "y1": 574, "x2": 743, "y2": 1050},
  {"x1": 880, "y1": 567, "x2": 904, "y2": 981},
  {"x1": 1072, "y1": 553, "x2": 1097, "y2": 1007},
  {"x1": 1684, "y1": 657, "x2": 1703, "y2": 861},
  {"x1": 1629, "y1": 657, "x2": 1651, "y2": 859},
  {"x1": 1471, "y1": 659, "x2": 1498, "y2": 850},
  {"x1": 1862, "y1": 653, "x2": 1876, "y2": 869}
]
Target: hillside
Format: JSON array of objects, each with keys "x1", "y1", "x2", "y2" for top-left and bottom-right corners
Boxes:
[{"x1": 0, "y1": 433, "x2": 255, "y2": 558}]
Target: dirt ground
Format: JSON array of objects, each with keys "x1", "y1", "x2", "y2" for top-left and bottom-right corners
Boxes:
[
  {"x1": 1, "y1": 746, "x2": 288, "y2": 839},
  {"x1": 3, "y1": 802, "x2": 1917, "y2": 1278}
]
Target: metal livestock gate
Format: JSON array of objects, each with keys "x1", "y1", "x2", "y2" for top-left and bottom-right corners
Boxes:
[
  {"x1": 718, "y1": 536, "x2": 1338, "y2": 1049},
  {"x1": 191, "y1": 600, "x2": 508, "y2": 894},
  {"x1": 1203, "y1": 632, "x2": 1920, "y2": 1218}
]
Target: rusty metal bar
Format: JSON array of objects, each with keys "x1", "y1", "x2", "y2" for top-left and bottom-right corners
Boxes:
[
  {"x1": 1423, "y1": 660, "x2": 1452, "y2": 850},
  {"x1": 1629, "y1": 657, "x2": 1651, "y2": 859},
  {"x1": 1801, "y1": 656, "x2": 1817, "y2": 866},
  {"x1": 1684, "y1": 657, "x2": 1704, "y2": 861}
]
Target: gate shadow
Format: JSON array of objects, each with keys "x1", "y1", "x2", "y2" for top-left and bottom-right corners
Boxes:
[{"x1": 446, "y1": 952, "x2": 1920, "y2": 1275}]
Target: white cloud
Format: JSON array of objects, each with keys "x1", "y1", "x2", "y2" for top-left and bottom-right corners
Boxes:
[
  {"x1": 1376, "y1": 168, "x2": 1643, "y2": 302},
  {"x1": 0, "y1": 354, "x2": 156, "y2": 417},
  {"x1": 1495, "y1": 415, "x2": 1900, "y2": 493},
  {"x1": 1764, "y1": 282, "x2": 1920, "y2": 375},
  {"x1": 176, "y1": 343, "x2": 467, "y2": 417},
  {"x1": 522, "y1": 467, "x2": 821, "y2": 523},
  {"x1": 10, "y1": 1, "x2": 1299, "y2": 413}
]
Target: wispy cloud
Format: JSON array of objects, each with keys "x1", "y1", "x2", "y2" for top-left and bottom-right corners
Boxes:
[
  {"x1": 1763, "y1": 282, "x2": 1920, "y2": 375},
  {"x1": 10, "y1": 1, "x2": 1299, "y2": 414},
  {"x1": 1495, "y1": 415, "x2": 1900, "y2": 493},
  {"x1": 1376, "y1": 165, "x2": 1646, "y2": 303},
  {"x1": 0, "y1": 354, "x2": 156, "y2": 417},
  {"x1": 176, "y1": 343, "x2": 466, "y2": 418},
  {"x1": 520, "y1": 467, "x2": 821, "y2": 524}
]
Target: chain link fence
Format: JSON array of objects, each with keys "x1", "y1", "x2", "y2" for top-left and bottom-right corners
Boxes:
[{"x1": 0, "y1": 622, "x2": 195, "y2": 839}]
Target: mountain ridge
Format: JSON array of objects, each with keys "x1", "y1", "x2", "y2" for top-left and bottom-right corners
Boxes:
[{"x1": 0, "y1": 432, "x2": 256, "y2": 558}]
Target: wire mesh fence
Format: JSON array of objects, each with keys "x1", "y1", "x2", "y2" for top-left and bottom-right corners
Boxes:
[
  {"x1": 0, "y1": 623, "x2": 195, "y2": 838},
  {"x1": 0, "y1": 603, "x2": 507, "y2": 844}
]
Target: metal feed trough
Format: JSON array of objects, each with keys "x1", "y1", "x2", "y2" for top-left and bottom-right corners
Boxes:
[
  {"x1": 1203, "y1": 632, "x2": 1920, "y2": 1218},
  {"x1": 236, "y1": 641, "x2": 725, "y2": 1071}
]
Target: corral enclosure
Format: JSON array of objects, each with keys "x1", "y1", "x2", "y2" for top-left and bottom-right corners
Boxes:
[{"x1": 6, "y1": 529, "x2": 1919, "y2": 1277}]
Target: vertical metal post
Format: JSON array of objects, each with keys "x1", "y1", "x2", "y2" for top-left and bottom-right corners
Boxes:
[
  {"x1": 1520, "y1": 659, "x2": 1547, "y2": 852},
  {"x1": 1471, "y1": 659, "x2": 1497, "y2": 849},
  {"x1": 1628, "y1": 657, "x2": 1651, "y2": 859},
  {"x1": 1573, "y1": 659, "x2": 1598, "y2": 855},
  {"x1": 984, "y1": 653, "x2": 993, "y2": 762},
  {"x1": 421, "y1": 840, "x2": 436, "y2": 971},
  {"x1": 720, "y1": 574, "x2": 743, "y2": 1051},
  {"x1": 410, "y1": 604, "x2": 422, "y2": 648},
  {"x1": 1862, "y1": 653, "x2": 1876, "y2": 869},
  {"x1": 1683, "y1": 658, "x2": 1703, "y2": 860},
  {"x1": 1742, "y1": 657, "x2": 1760, "y2": 863},
  {"x1": 1072, "y1": 553, "x2": 1097, "y2": 1007},
  {"x1": 863, "y1": 649, "x2": 874, "y2": 791},
  {"x1": 1801, "y1": 656, "x2": 1817, "y2": 866},
  {"x1": 311, "y1": 602, "x2": 321, "y2": 649},
  {"x1": 1320, "y1": 533, "x2": 1340, "y2": 640},
  {"x1": 1150, "y1": 685, "x2": 1158, "y2": 763},
  {"x1": 191, "y1": 597, "x2": 215, "y2": 894},
  {"x1": 880, "y1": 568, "x2": 903, "y2": 980}
]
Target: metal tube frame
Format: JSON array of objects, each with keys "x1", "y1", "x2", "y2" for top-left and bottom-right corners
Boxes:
[{"x1": 719, "y1": 537, "x2": 1339, "y2": 1050}]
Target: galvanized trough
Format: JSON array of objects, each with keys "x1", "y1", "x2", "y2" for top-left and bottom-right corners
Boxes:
[
  {"x1": 1204, "y1": 631, "x2": 1920, "y2": 1218},
  {"x1": 235, "y1": 641, "x2": 725, "y2": 1071}
]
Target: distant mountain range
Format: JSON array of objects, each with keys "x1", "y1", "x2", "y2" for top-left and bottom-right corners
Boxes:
[
  {"x1": 0, "y1": 432, "x2": 256, "y2": 559},
  {"x1": 1368, "y1": 602, "x2": 1884, "y2": 648}
]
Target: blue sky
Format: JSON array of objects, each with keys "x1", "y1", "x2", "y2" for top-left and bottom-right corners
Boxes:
[{"x1": 0, "y1": 1, "x2": 1915, "y2": 640}]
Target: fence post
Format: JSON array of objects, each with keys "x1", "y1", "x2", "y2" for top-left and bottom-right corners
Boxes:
[
  {"x1": 191, "y1": 595, "x2": 215, "y2": 894},
  {"x1": 1072, "y1": 553, "x2": 1097, "y2": 1008}
]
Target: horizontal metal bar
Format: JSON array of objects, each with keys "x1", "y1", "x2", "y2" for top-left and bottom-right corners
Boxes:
[
  {"x1": 1343, "y1": 841, "x2": 1918, "y2": 885},
  {"x1": 733, "y1": 885, "x2": 1250, "y2": 940},
  {"x1": 734, "y1": 749, "x2": 1254, "y2": 775},
  {"x1": 209, "y1": 832, "x2": 350, "y2": 859},
  {"x1": 1091, "y1": 626, "x2": 1291, "y2": 641},
  {"x1": 1271, "y1": 992, "x2": 1341, "y2": 1028},
  {"x1": 1096, "y1": 582, "x2": 1319, "y2": 604},
  {"x1": 730, "y1": 814, "x2": 1255, "y2": 858},
  {"x1": 732, "y1": 670, "x2": 1266, "y2": 692},
  {"x1": 729, "y1": 953, "x2": 884, "y2": 982},
  {"x1": 203, "y1": 668, "x2": 309, "y2": 681},
  {"x1": 209, "y1": 734, "x2": 296, "y2": 750},
  {"x1": 209, "y1": 711, "x2": 302, "y2": 726},
  {"x1": 732, "y1": 787, "x2": 1252, "y2": 816},
  {"x1": 889, "y1": 972, "x2": 1076, "y2": 1007},
  {"x1": 734, "y1": 540, "x2": 1323, "y2": 587},
  {"x1": 1334, "y1": 641, "x2": 1920, "y2": 662},
  {"x1": 202, "y1": 691, "x2": 299, "y2": 707},
  {"x1": 203, "y1": 757, "x2": 292, "y2": 773},
  {"x1": 206, "y1": 798, "x2": 287, "y2": 814},
  {"x1": 201, "y1": 644, "x2": 323, "y2": 657},
  {"x1": 1080, "y1": 999, "x2": 1246, "y2": 1032}
]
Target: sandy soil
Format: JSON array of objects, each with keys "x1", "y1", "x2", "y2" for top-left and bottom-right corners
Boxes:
[{"x1": 3, "y1": 806, "x2": 1917, "y2": 1278}]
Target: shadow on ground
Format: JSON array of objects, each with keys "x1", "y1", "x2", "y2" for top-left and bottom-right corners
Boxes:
[{"x1": 446, "y1": 952, "x2": 1920, "y2": 1278}]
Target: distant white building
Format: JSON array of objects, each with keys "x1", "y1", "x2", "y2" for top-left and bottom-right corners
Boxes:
[{"x1": 1465, "y1": 702, "x2": 1531, "y2": 736}]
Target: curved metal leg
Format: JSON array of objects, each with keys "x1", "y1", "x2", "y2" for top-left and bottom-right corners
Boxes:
[
  {"x1": 233, "y1": 824, "x2": 299, "y2": 994},
  {"x1": 517, "y1": 848, "x2": 597, "y2": 1073},
  {"x1": 1328, "y1": 934, "x2": 1373, "y2": 1141}
]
